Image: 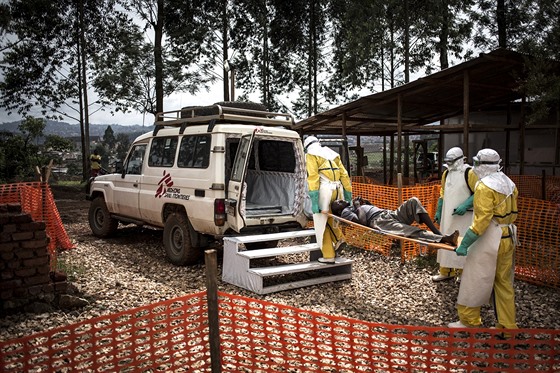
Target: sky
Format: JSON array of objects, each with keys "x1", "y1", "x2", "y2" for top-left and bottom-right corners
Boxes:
[{"x1": 0, "y1": 83, "x2": 228, "y2": 127}]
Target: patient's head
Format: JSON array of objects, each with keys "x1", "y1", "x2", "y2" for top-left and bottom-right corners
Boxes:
[{"x1": 330, "y1": 199, "x2": 350, "y2": 216}]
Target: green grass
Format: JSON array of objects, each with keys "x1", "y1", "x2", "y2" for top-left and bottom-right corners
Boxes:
[
  {"x1": 412, "y1": 251, "x2": 439, "y2": 270},
  {"x1": 56, "y1": 255, "x2": 86, "y2": 282},
  {"x1": 56, "y1": 180, "x2": 83, "y2": 187}
]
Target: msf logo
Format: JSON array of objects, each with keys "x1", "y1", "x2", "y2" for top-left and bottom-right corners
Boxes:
[{"x1": 155, "y1": 170, "x2": 173, "y2": 198}]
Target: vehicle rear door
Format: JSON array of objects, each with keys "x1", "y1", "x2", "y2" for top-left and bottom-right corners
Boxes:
[{"x1": 226, "y1": 131, "x2": 256, "y2": 232}]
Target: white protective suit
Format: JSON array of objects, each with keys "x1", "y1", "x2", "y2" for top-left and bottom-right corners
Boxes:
[{"x1": 437, "y1": 150, "x2": 476, "y2": 270}]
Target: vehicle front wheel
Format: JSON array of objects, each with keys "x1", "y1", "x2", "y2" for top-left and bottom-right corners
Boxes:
[
  {"x1": 163, "y1": 213, "x2": 201, "y2": 266},
  {"x1": 88, "y1": 197, "x2": 118, "y2": 237}
]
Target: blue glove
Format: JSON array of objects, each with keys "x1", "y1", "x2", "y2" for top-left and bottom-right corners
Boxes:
[
  {"x1": 434, "y1": 198, "x2": 443, "y2": 223},
  {"x1": 455, "y1": 228, "x2": 479, "y2": 256},
  {"x1": 343, "y1": 190, "x2": 352, "y2": 203},
  {"x1": 309, "y1": 190, "x2": 320, "y2": 214},
  {"x1": 453, "y1": 194, "x2": 474, "y2": 215}
]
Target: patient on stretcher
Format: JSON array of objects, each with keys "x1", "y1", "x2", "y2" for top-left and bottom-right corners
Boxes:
[{"x1": 330, "y1": 197, "x2": 459, "y2": 246}]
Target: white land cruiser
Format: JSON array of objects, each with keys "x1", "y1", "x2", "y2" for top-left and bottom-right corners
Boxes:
[{"x1": 87, "y1": 103, "x2": 309, "y2": 265}]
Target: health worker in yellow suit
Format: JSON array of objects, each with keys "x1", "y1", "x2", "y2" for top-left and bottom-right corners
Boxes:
[
  {"x1": 304, "y1": 136, "x2": 352, "y2": 264},
  {"x1": 449, "y1": 148, "x2": 518, "y2": 332}
]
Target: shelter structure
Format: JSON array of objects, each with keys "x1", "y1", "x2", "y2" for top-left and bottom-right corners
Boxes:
[{"x1": 294, "y1": 48, "x2": 560, "y2": 182}]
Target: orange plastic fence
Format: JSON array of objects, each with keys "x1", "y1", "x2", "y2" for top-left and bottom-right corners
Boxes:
[
  {"x1": 348, "y1": 182, "x2": 440, "y2": 261},
  {"x1": 0, "y1": 182, "x2": 74, "y2": 268},
  {"x1": 347, "y1": 180, "x2": 560, "y2": 289},
  {"x1": 0, "y1": 292, "x2": 210, "y2": 372},
  {"x1": 510, "y1": 174, "x2": 560, "y2": 202},
  {"x1": 2, "y1": 291, "x2": 559, "y2": 372},
  {"x1": 515, "y1": 196, "x2": 560, "y2": 288}
]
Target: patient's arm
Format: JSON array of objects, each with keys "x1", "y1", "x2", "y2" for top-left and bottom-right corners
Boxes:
[{"x1": 356, "y1": 207, "x2": 368, "y2": 226}]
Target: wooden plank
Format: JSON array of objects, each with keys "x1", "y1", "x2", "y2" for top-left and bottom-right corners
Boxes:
[
  {"x1": 248, "y1": 258, "x2": 353, "y2": 277},
  {"x1": 323, "y1": 212, "x2": 458, "y2": 251},
  {"x1": 238, "y1": 243, "x2": 320, "y2": 259}
]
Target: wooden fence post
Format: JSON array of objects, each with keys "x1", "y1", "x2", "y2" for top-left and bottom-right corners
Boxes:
[{"x1": 205, "y1": 249, "x2": 221, "y2": 373}]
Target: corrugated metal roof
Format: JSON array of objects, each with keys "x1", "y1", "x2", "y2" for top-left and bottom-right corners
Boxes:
[{"x1": 294, "y1": 49, "x2": 554, "y2": 136}]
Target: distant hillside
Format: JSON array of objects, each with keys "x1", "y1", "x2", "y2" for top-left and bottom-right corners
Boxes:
[{"x1": 0, "y1": 120, "x2": 149, "y2": 138}]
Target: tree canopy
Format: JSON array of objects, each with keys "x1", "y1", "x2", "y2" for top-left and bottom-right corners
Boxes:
[{"x1": 0, "y1": 0, "x2": 558, "y2": 129}]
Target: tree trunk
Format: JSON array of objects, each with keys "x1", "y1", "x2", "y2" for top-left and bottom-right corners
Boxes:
[
  {"x1": 497, "y1": 0, "x2": 507, "y2": 48},
  {"x1": 155, "y1": 0, "x2": 164, "y2": 114},
  {"x1": 262, "y1": 3, "x2": 269, "y2": 108},
  {"x1": 78, "y1": 0, "x2": 90, "y2": 181},
  {"x1": 311, "y1": 0, "x2": 318, "y2": 115},
  {"x1": 222, "y1": 0, "x2": 229, "y2": 101},
  {"x1": 439, "y1": 0, "x2": 449, "y2": 69},
  {"x1": 403, "y1": 0, "x2": 410, "y2": 83}
]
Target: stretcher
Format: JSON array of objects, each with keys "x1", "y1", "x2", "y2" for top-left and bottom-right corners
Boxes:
[{"x1": 323, "y1": 211, "x2": 459, "y2": 251}]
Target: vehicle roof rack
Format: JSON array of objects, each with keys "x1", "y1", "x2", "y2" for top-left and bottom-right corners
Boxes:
[{"x1": 152, "y1": 104, "x2": 295, "y2": 136}]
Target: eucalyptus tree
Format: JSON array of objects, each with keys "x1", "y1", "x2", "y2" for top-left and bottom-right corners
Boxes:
[
  {"x1": 0, "y1": 0, "x2": 142, "y2": 180},
  {"x1": 226, "y1": 0, "x2": 286, "y2": 112},
  {"x1": 470, "y1": 0, "x2": 534, "y2": 50},
  {"x1": 328, "y1": 0, "x2": 386, "y2": 99},
  {"x1": 519, "y1": 0, "x2": 560, "y2": 124},
  {"x1": 469, "y1": 0, "x2": 560, "y2": 124},
  {"x1": 123, "y1": 0, "x2": 217, "y2": 116}
]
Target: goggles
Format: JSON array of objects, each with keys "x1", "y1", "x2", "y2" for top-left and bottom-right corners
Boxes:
[
  {"x1": 473, "y1": 157, "x2": 500, "y2": 167},
  {"x1": 443, "y1": 155, "x2": 463, "y2": 165}
]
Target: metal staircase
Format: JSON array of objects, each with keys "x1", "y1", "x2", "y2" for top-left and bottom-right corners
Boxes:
[{"x1": 222, "y1": 230, "x2": 353, "y2": 294}]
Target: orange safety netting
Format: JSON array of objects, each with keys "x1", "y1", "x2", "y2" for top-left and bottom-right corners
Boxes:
[
  {"x1": 515, "y1": 196, "x2": 560, "y2": 288},
  {"x1": 1, "y1": 291, "x2": 558, "y2": 372},
  {"x1": 347, "y1": 182, "x2": 441, "y2": 261},
  {"x1": 343, "y1": 180, "x2": 560, "y2": 289},
  {"x1": 0, "y1": 182, "x2": 74, "y2": 267},
  {"x1": 510, "y1": 175, "x2": 560, "y2": 202}
]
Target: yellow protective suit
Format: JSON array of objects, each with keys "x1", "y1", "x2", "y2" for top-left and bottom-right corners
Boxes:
[
  {"x1": 457, "y1": 180, "x2": 518, "y2": 329},
  {"x1": 306, "y1": 151, "x2": 352, "y2": 259}
]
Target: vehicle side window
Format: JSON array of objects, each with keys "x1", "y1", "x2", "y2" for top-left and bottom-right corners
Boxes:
[
  {"x1": 125, "y1": 144, "x2": 147, "y2": 175},
  {"x1": 178, "y1": 135, "x2": 211, "y2": 168},
  {"x1": 149, "y1": 137, "x2": 178, "y2": 167}
]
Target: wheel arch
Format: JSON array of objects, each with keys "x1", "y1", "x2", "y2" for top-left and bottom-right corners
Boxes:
[{"x1": 162, "y1": 203, "x2": 208, "y2": 248}]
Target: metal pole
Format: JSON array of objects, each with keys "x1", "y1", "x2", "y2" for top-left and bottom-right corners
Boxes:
[
  {"x1": 205, "y1": 249, "x2": 221, "y2": 372},
  {"x1": 230, "y1": 69, "x2": 235, "y2": 102}
]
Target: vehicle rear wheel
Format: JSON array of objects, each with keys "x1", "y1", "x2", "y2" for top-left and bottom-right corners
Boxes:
[
  {"x1": 163, "y1": 213, "x2": 201, "y2": 266},
  {"x1": 88, "y1": 197, "x2": 118, "y2": 237}
]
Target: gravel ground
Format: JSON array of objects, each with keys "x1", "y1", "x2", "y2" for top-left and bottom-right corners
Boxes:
[{"x1": 1, "y1": 185, "x2": 559, "y2": 341}]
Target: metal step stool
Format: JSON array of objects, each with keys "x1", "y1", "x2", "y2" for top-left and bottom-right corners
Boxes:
[{"x1": 222, "y1": 229, "x2": 353, "y2": 294}]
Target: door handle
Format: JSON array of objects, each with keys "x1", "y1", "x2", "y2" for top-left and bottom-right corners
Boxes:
[{"x1": 133, "y1": 183, "x2": 138, "y2": 188}]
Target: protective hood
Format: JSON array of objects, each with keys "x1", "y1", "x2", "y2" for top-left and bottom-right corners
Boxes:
[
  {"x1": 480, "y1": 172, "x2": 515, "y2": 196},
  {"x1": 472, "y1": 148, "x2": 501, "y2": 179},
  {"x1": 444, "y1": 147, "x2": 465, "y2": 172},
  {"x1": 304, "y1": 136, "x2": 339, "y2": 161}
]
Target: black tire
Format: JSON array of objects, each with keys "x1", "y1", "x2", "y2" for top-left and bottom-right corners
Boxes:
[
  {"x1": 163, "y1": 213, "x2": 201, "y2": 266},
  {"x1": 88, "y1": 197, "x2": 118, "y2": 237},
  {"x1": 245, "y1": 240, "x2": 279, "y2": 250}
]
